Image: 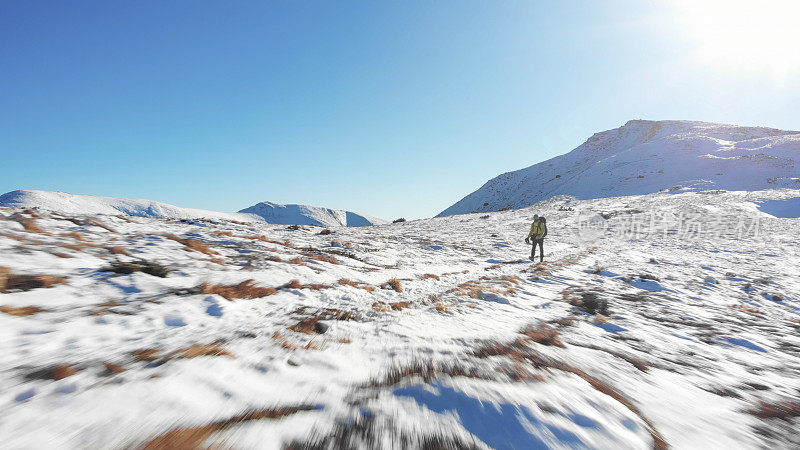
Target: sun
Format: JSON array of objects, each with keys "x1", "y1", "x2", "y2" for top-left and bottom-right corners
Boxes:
[{"x1": 668, "y1": 0, "x2": 800, "y2": 81}]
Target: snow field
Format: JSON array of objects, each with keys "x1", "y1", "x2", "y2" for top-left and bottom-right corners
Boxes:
[{"x1": 1, "y1": 189, "x2": 799, "y2": 448}]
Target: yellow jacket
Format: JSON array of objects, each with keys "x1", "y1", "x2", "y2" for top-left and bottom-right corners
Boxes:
[{"x1": 527, "y1": 221, "x2": 547, "y2": 239}]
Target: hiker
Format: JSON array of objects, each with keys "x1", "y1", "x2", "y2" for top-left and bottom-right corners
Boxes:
[{"x1": 525, "y1": 214, "x2": 548, "y2": 262}]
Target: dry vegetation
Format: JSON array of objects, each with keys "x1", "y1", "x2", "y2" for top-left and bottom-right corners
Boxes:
[
  {"x1": 132, "y1": 349, "x2": 161, "y2": 362},
  {"x1": 338, "y1": 278, "x2": 375, "y2": 292},
  {"x1": 86, "y1": 218, "x2": 117, "y2": 233},
  {"x1": 385, "y1": 278, "x2": 404, "y2": 293},
  {"x1": 103, "y1": 362, "x2": 127, "y2": 375},
  {"x1": 305, "y1": 253, "x2": 339, "y2": 265},
  {"x1": 163, "y1": 235, "x2": 218, "y2": 256},
  {"x1": 519, "y1": 324, "x2": 565, "y2": 348},
  {"x1": 24, "y1": 364, "x2": 78, "y2": 381},
  {"x1": 142, "y1": 406, "x2": 317, "y2": 450},
  {"x1": 0, "y1": 305, "x2": 47, "y2": 316},
  {"x1": 169, "y1": 343, "x2": 234, "y2": 360},
  {"x1": 15, "y1": 217, "x2": 47, "y2": 234},
  {"x1": 288, "y1": 317, "x2": 320, "y2": 334},
  {"x1": 0, "y1": 266, "x2": 67, "y2": 293},
  {"x1": 199, "y1": 280, "x2": 277, "y2": 300},
  {"x1": 749, "y1": 401, "x2": 800, "y2": 419}
]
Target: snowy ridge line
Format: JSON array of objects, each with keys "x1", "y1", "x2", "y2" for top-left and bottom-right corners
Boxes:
[
  {"x1": 439, "y1": 119, "x2": 800, "y2": 216},
  {"x1": 0, "y1": 190, "x2": 386, "y2": 227},
  {"x1": 1, "y1": 188, "x2": 799, "y2": 448}
]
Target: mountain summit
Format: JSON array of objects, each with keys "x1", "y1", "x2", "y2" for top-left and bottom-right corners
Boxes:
[
  {"x1": 438, "y1": 120, "x2": 800, "y2": 216},
  {"x1": 238, "y1": 201, "x2": 386, "y2": 227}
]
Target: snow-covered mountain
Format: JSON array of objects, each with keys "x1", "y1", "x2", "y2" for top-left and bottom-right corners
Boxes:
[
  {"x1": 1, "y1": 188, "x2": 799, "y2": 448},
  {"x1": 0, "y1": 190, "x2": 385, "y2": 227},
  {"x1": 239, "y1": 201, "x2": 386, "y2": 227},
  {"x1": 0, "y1": 190, "x2": 259, "y2": 222},
  {"x1": 439, "y1": 120, "x2": 800, "y2": 216}
]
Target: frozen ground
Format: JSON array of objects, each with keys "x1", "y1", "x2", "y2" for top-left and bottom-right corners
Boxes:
[{"x1": 1, "y1": 189, "x2": 799, "y2": 449}]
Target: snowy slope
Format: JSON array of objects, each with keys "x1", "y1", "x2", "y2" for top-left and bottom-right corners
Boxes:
[
  {"x1": 0, "y1": 190, "x2": 262, "y2": 222},
  {"x1": 1, "y1": 189, "x2": 799, "y2": 449},
  {"x1": 239, "y1": 201, "x2": 387, "y2": 227},
  {"x1": 439, "y1": 120, "x2": 800, "y2": 216},
  {"x1": 0, "y1": 190, "x2": 385, "y2": 227}
]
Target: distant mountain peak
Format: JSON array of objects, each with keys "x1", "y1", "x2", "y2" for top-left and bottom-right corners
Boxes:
[
  {"x1": 438, "y1": 120, "x2": 800, "y2": 216},
  {"x1": 0, "y1": 190, "x2": 386, "y2": 227},
  {"x1": 238, "y1": 201, "x2": 385, "y2": 227}
]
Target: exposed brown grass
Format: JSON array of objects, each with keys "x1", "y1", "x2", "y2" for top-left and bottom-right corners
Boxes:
[
  {"x1": 372, "y1": 301, "x2": 412, "y2": 312},
  {"x1": 420, "y1": 273, "x2": 440, "y2": 281},
  {"x1": 60, "y1": 231, "x2": 85, "y2": 241},
  {"x1": 371, "y1": 360, "x2": 489, "y2": 388},
  {"x1": 24, "y1": 364, "x2": 79, "y2": 381},
  {"x1": 0, "y1": 305, "x2": 46, "y2": 316},
  {"x1": 499, "y1": 275, "x2": 521, "y2": 284},
  {"x1": 0, "y1": 233, "x2": 31, "y2": 243},
  {"x1": 474, "y1": 339, "x2": 528, "y2": 361},
  {"x1": 389, "y1": 301, "x2": 411, "y2": 311},
  {"x1": 288, "y1": 257, "x2": 305, "y2": 265},
  {"x1": 306, "y1": 253, "x2": 339, "y2": 265},
  {"x1": 272, "y1": 331, "x2": 298, "y2": 350},
  {"x1": 519, "y1": 325, "x2": 565, "y2": 348},
  {"x1": 103, "y1": 362, "x2": 127, "y2": 374},
  {"x1": 372, "y1": 302, "x2": 391, "y2": 312},
  {"x1": 386, "y1": 278, "x2": 403, "y2": 293},
  {"x1": 107, "y1": 246, "x2": 130, "y2": 256},
  {"x1": 86, "y1": 218, "x2": 117, "y2": 233},
  {"x1": 169, "y1": 343, "x2": 234, "y2": 359},
  {"x1": 0, "y1": 267, "x2": 67, "y2": 293},
  {"x1": 338, "y1": 278, "x2": 375, "y2": 292},
  {"x1": 132, "y1": 349, "x2": 161, "y2": 361},
  {"x1": 594, "y1": 346, "x2": 649, "y2": 372},
  {"x1": 142, "y1": 406, "x2": 317, "y2": 450},
  {"x1": 549, "y1": 316, "x2": 578, "y2": 327},
  {"x1": 61, "y1": 243, "x2": 87, "y2": 252},
  {"x1": 217, "y1": 231, "x2": 277, "y2": 243},
  {"x1": 16, "y1": 217, "x2": 47, "y2": 234},
  {"x1": 283, "y1": 279, "x2": 304, "y2": 289},
  {"x1": 200, "y1": 280, "x2": 277, "y2": 300},
  {"x1": 53, "y1": 364, "x2": 78, "y2": 380},
  {"x1": 748, "y1": 401, "x2": 800, "y2": 420},
  {"x1": 163, "y1": 235, "x2": 218, "y2": 256},
  {"x1": 288, "y1": 317, "x2": 321, "y2": 334},
  {"x1": 183, "y1": 239, "x2": 217, "y2": 255}
]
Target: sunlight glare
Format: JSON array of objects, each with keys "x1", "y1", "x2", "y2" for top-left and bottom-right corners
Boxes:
[{"x1": 669, "y1": 0, "x2": 800, "y2": 81}]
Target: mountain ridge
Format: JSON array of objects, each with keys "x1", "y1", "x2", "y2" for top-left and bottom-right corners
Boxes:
[
  {"x1": 438, "y1": 119, "x2": 800, "y2": 216},
  {"x1": 0, "y1": 190, "x2": 385, "y2": 227}
]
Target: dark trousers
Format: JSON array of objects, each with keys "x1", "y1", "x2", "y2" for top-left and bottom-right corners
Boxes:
[{"x1": 530, "y1": 238, "x2": 544, "y2": 262}]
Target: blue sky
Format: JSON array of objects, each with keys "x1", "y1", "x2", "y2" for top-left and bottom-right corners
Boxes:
[{"x1": 2, "y1": 1, "x2": 798, "y2": 219}]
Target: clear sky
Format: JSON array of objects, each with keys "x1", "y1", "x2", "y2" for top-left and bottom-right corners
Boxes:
[{"x1": 2, "y1": 1, "x2": 799, "y2": 219}]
